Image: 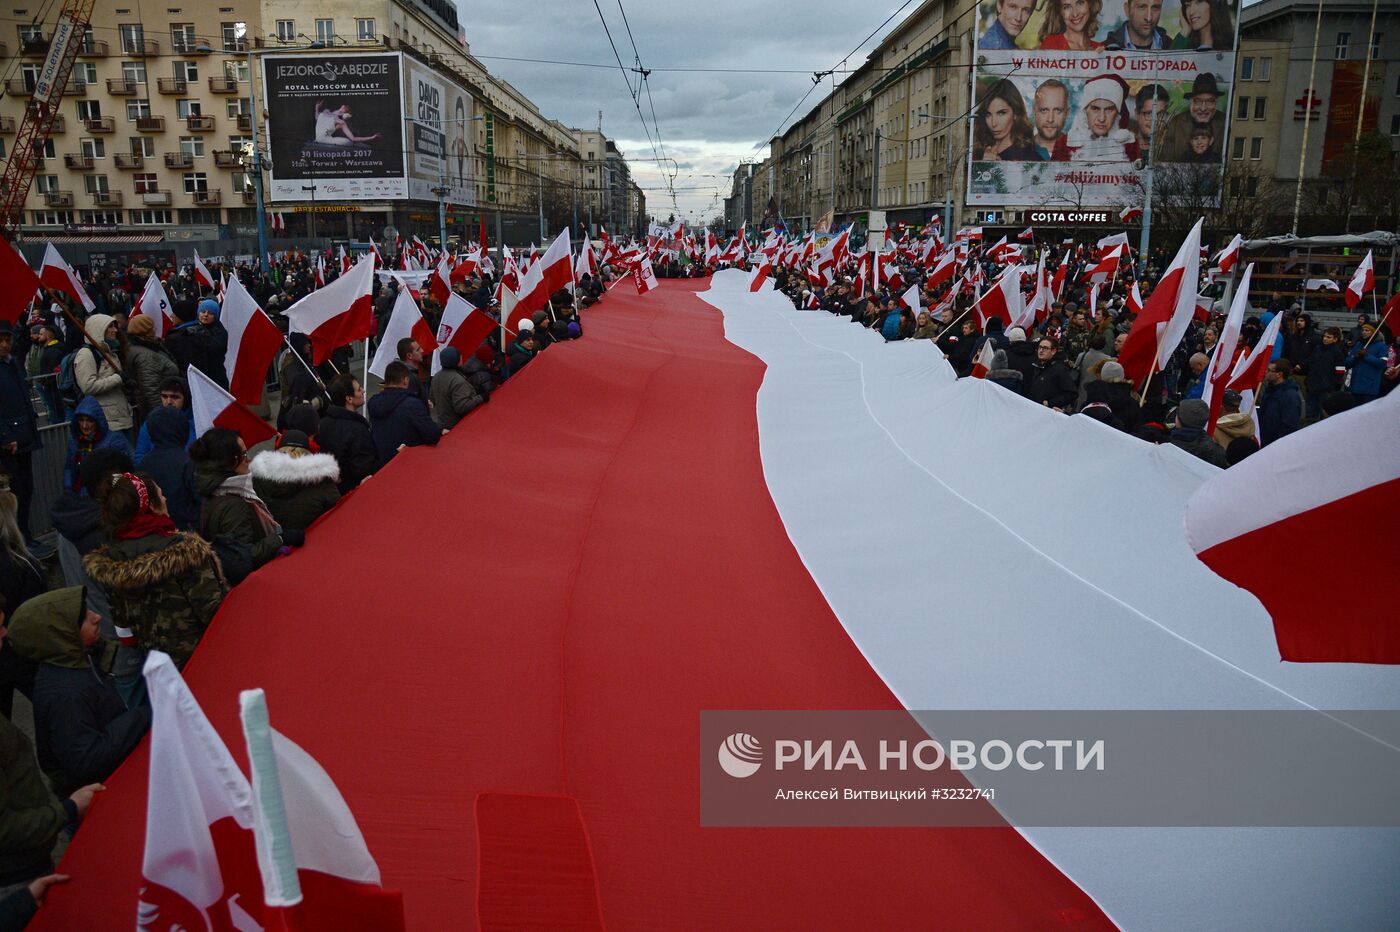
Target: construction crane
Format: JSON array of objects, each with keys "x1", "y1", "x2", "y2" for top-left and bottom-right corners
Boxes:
[{"x1": 0, "y1": 0, "x2": 98, "y2": 237}]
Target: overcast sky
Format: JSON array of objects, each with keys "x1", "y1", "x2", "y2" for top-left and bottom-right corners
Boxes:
[{"x1": 460, "y1": 1, "x2": 916, "y2": 225}]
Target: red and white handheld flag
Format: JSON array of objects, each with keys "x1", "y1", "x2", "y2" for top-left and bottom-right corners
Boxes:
[
  {"x1": 429, "y1": 254, "x2": 453, "y2": 308},
  {"x1": 899, "y1": 284, "x2": 922, "y2": 318},
  {"x1": 1202, "y1": 263, "x2": 1253, "y2": 432},
  {"x1": 1085, "y1": 244, "x2": 1125, "y2": 284},
  {"x1": 369, "y1": 289, "x2": 437, "y2": 380},
  {"x1": 1126, "y1": 281, "x2": 1144, "y2": 315},
  {"x1": 574, "y1": 236, "x2": 598, "y2": 280},
  {"x1": 1096, "y1": 231, "x2": 1130, "y2": 252},
  {"x1": 192, "y1": 250, "x2": 216, "y2": 291},
  {"x1": 748, "y1": 258, "x2": 771, "y2": 293},
  {"x1": 511, "y1": 229, "x2": 572, "y2": 331},
  {"x1": 970, "y1": 339, "x2": 996, "y2": 379},
  {"x1": 283, "y1": 254, "x2": 376, "y2": 365},
  {"x1": 313, "y1": 255, "x2": 326, "y2": 288},
  {"x1": 431, "y1": 293, "x2": 496, "y2": 375},
  {"x1": 135, "y1": 271, "x2": 177, "y2": 338},
  {"x1": 1185, "y1": 390, "x2": 1400, "y2": 663},
  {"x1": 973, "y1": 266, "x2": 1023, "y2": 332},
  {"x1": 39, "y1": 243, "x2": 95, "y2": 312},
  {"x1": 339, "y1": 245, "x2": 352, "y2": 276},
  {"x1": 188, "y1": 365, "x2": 275, "y2": 449},
  {"x1": 1215, "y1": 233, "x2": 1243, "y2": 273},
  {"x1": 1344, "y1": 251, "x2": 1374, "y2": 309},
  {"x1": 633, "y1": 257, "x2": 659, "y2": 295},
  {"x1": 1225, "y1": 309, "x2": 1283, "y2": 394},
  {"x1": 0, "y1": 239, "x2": 42, "y2": 324},
  {"x1": 1118, "y1": 218, "x2": 1203, "y2": 384},
  {"x1": 1017, "y1": 227, "x2": 1034, "y2": 242},
  {"x1": 221, "y1": 274, "x2": 284, "y2": 406},
  {"x1": 1118, "y1": 206, "x2": 1143, "y2": 223}
]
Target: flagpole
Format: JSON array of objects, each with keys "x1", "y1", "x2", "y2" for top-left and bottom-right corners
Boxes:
[
  {"x1": 281, "y1": 335, "x2": 326, "y2": 390},
  {"x1": 1360, "y1": 303, "x2": 1392, "y2": 351},
  {"x1": 1138, "y1": 356, "x2": 1158, "y2": 408}
]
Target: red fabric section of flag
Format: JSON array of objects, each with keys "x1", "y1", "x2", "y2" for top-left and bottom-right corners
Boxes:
[
  {"x1": 213, "y1": 400, "x2": 276, "y2": 449},
  {"x1": 1119, "y1": 265, "x2": 1185, "y2": 383},
  {"x1": 475, "y1": 793, "x2": 604, "y2": 930},
  {"x1": 261, "y1": 873, "x2": 406, "y2": 932},
  {"x1": 306, "y1": 294, "x2": 374, "y2": 366},
  {"x1": 442, "y1": 310, "x2": 496, "y2": 359},
  {"x1": 409, "y1": 316, "x2": 438, "y2": 354},
  {"x1": 1196, "y1": 475, "x2": 1400, "y2": 663},
  {"x1": 228, "y1": 312, "x2": 283, "y2": 407},
  {"x1": 0, "y1": 240, "x2": 41, "y2": 323},
  {"x1": 35, "y1": 280, "x2": 1110, "y2": 931}
]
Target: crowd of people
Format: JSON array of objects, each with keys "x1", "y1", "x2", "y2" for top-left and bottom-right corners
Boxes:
[
  {"x1": 771, "y1": 237, "x2": 1397, "y2": 470},
  {"x1": 0, "y1": 245, "x2": 606, "y2": 926}
]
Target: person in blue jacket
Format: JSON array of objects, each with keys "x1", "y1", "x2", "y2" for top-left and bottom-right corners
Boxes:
[
  {"x1": 133, "y1": 376, "x2": 195, "y2": 463},
  {"x1": 1257, "y1": 359, "x2": 1302, "y2": 445},
  {"x1": 368, "y1": 360, "x2": 444, "y2": 468},
  {"x1": 1344, "y1": 323, "x2": 1388, "y2": 403},
  {"x1": 63, "y1": 396, "x2": 133, "y2": 493}
]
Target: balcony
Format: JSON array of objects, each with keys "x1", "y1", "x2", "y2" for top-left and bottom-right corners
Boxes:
[
  {"x1": 208, "y1": 76, "x2": 238, "y2": 94},
  {"x1": 114, "y1": 152, "x2": 144, "y2": 169},
  {"x1": 213, "y1": 150, "x2": 241, "y2": 168},
  {"x1": 236, "y1": 113, "x2": 252, "y2": 131},
  {"x1": 106, "y1": 77, "x2": 138, "y2": 95},
  {"x1": 170, "y1": 39, "x2": 208, "y2": 55},
  {"x1": 141, "y1": 190, "x2": 172, "y2": 206},
  {"x1": 43, "y1": 191, "x2": 73, "y2": 207},
  {"x1": 92, "y1": 191, "x2": 122, "y2": 207},
  {"x1": 119, "y1": 38, "x2": 159, "y2": 56},
  {"x1": 21, "y1": 37, "x2": 49, "y2": 57},
  {"x1": 4, "y1": 79, "x2": 35, "y2": 97},
  {"x1": 241, "y1": 189, "x2": 257, "y2": 204},
  {"x1": 156, "y1": 77, "x2": 187, "y2": 94},
  {"x1": 64, "y1": 80, "x2": 88, "y2": 97},
  {"x1": 164, "y1": 152, "x2": 194, "y2": 169},
  {"x1": 78, "y1": 38, "x2": 108, "y2": 57},
  {"x1": 191, "y1": 189, "x2": 221, "y2": 206},
  {"x1": 63, "y1": 154, "x2": 93, "y2": 170},
  {"x1": 48, "y1": 115, "x2": 66, "y2": 133},
  {"x1": 83, "y1": 116, "x2": 115, "y2": 133},
  {"x1": 186, "y1": 115, "x2": 215, "y2": 132},
  {"x1": 136, "y1": 116, "x2": 165, "y2": 132},
  {"x1": 0, "y1": 117, "x2": 13, "y2": 134}
]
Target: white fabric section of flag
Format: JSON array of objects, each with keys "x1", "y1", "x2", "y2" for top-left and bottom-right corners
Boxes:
[
  {"x1": 1127, "y1": 281, "x2": 1143, "y2": 315},
  {"x1": 285, "y1": 254, "x2": 375, "y2": 335},
  {"x1": 1202, "y1": 263, "x2": 1253, "y2": 407},
  {"x1": 188, "y1": 364, "x2": 235, "y2": 437},
  {"x1": 635, "y1": 257, "x2": 659, "y2": 295},
  {"x1": 1304, "y1": 278, "x2": 1339, "y2": 291},
  {"x1": 138, "y1": 271, "x2": 174, "y2": 338},
  {"x1": 370, "y1": 290, "x2": 425, "y2": 379},
  {"x1": 1229, "y1": 311, "x2": 1282, "y2": 385},
  {"x1": 193, "y1": 251, "x2": 215, "y2": 289},
  {"x1": 41, "y1": 243, "x2": 95, "y2": 311},
  {"x1": 1153, "y1": 218, "x2": 1203, "y2": 372},
  {"x1": 1185, "y1": 390, "x2": 1400, "y2": 553},
  {"x1": 1096, "y1": 231, "x2": 1129, "y2": 251},
  {"x1": 139, "y1": 651, "x2": 253, "y2": 914},
  {"x1": 220, "y1": 274, "x2": 273, "y2": 380},
  {"x1": 1215, "y1": 233, "x2": 1243, "y2": 271},
  {"x1": 516, "y1": 228, "x2": 572, "y2": 305},
  {"x1": 900, "y1": 284, "x2": 920, "y2": 317}
]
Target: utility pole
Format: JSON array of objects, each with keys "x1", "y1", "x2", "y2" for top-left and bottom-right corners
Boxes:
[
  {"x1": 870, "y1": 128, "x2": 881, "y2": 218},
  {"x1": 1138, "y1": 94, "x2": 1163, "y2": 276},
  {"x1": 1291, "y1": 0, "x2": 1325, "y2": 236},
  {"x1": 537, "y1": 168, "x2": 545, "y2": 242}
]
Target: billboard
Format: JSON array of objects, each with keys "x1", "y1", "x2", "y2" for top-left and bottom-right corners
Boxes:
[
  {"x1": 404, "y1": 56, "x2": 475, "y2": 207},
  {"x1": 1322, "y1": 60, "x2": 1384, "y2": 167},
  {"x1": 262, "y1": 53, "x2": 406, "y2": 201},
  {"x1": 969, "y1": 0, "x2": 1242, "y2": 208}
]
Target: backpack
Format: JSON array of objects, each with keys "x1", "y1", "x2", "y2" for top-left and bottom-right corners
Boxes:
[{"x1": 57, "y1": 346, "x2": 97, "y2": 407}]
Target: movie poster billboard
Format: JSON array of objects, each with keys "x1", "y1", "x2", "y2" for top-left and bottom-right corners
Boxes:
[
  {"x1": 262, "y1": 53, "x2": 406, "y2": 201},
  {"x1": 404, "y1": 56, "x2": 476, "y2": 207},
  {"x1": 969, "y1": 0, "x2": 1242, "y2": 208}
]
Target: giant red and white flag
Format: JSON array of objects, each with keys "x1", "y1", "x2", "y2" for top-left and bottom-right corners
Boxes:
[
  {"x1": 39, "y1": 243, "x2": 95, "y2": 312},
  {"x1": 188, "y1": 364, "x2": 276, "y2": 448},
  {"x1": 1185, "y1": 390, "x2": 1400, "y2": 663},
  {"x1": 511, "y1": 229, "x2": 572, "y2": 331},
  {"x1": 192, "y1": 250, "x2": 215, "y2": 291},
  {"x1": 1118, "y1": 218, "x2": 1202, "y2": 384},
  {"x1": 135, "y1": 271, "x2": 177, "y2": 339},
  {"x1": 1344, "y1": 251, "x2": 1374, "y2": 309},
  {"x1": 222, "y1": 274, "x2": 284, "y2": 406},
  {"x1": 973, "y1": 266, "x2": 1023, "y2": 332},
  {"x1": 431, "y1": 293, "x2": 496, "y2": 375},
  {"x1": 633, "y1": 257, "x2": 659, "y2": 295},
  {"x1": 284, "y1": 254, "x2": 376, "y2": 365},
  {"x1": 370, "y1": 289, "x2": 437, "y2": 380}
]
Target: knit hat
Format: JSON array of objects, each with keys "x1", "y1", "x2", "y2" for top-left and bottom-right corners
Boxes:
[
  {"x1": 283, "y1": 403, "x2": 320, "y2": 439},
  {"x1": 1221, "y1": 389, "x2": 1242, "y2": 408},
  {"x1": 126, "y1": 314, "x2": 156, "y2": 339},
  {"x1": 439, "y1": 346, "x2": 462, "y2": 370},
  {"x1": 1006, "y1": 326, "x2": 1027, "y2": 343},
  {"x1": 1100, "y1": 360, "x2": 1126, "y2": 382},
  {"x1": 1177, "y1": 398, "x2": 1209, "y2": 429},
  {"x1": 991, "y1": 349, "x2": 1009, "y2": 370},
  {"x1": 531, "y1": 310, "x2": 549, "y2": 326},
  {"x1": 276, "y1": 429, "x2": 311, "y2": 451},
  {"x1": 198, "y1": 298, "x2": 221, "y2": 320},
  {"x1": 518, "y1": 318, "x2": 534, "y2": 331}
]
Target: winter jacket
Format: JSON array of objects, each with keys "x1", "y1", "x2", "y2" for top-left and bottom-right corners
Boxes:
[
  {"x1": 880, "y1": 310, "x2": 902, "y2": 341},
  {"x1": 1212, "y1": 411, "x2": 1257, "y2": 448},
  {"x1": 429, "y1": 367, "x2": 483, "y2": 430},
  {"x1": 63, "y1": 396, "x2": 134, "y2": 492},
  {"x1": 71, "y1": 315, "x2": 133, "y2": 431},
  {"x1": 134, "y1": 414, "x2": 195, "y2": 464},
  {"x1": 1004, "y1": 341, "x2": 1038, "y2": 386},
  {"x1": 1082, "y1": 379, "x2": 1142, "y2": 433},
  {"x1": 1345, "y1": 340, "x2": 1388, "y2": 397},
  {"x1": 506, "y1": 339, "x2": 536, "y2": 374},
  {"x1": 986, "y1": 350, "x2": 1024, "y2": 395},
  {"x1": 0, "y1": 351, "x2": 40, "y2": 455},
  {"x1": 1169, "y1": 426, "x2": 1227, "y2": 468},
  {"x1": 48, "y1": 491, "x2": 141, "y2": 681},
  {"x1": 0, "y1": 716, "x2": 68, "y2": 885},
  {"x1": 83, "y1": 531, "x2": 225, "y2": 671},
  {"x1": 1304, "y1": 341, "x2": 1346, "y2": 397},
  {"x1": 368, "y1": 388, "x2": 442, "y2": 467},
  {"x1": 461, "y1": 355, "x2": 496, "y2": 398},
  {"x1": 0, "y1": 550, "x2": 45, "y2": 621},
  {"x1": 124, "y1": 336, "x2": 178, "y2": 416},
  {"x1": 1257, "y1": 378, "x2": 1302, "y2": 446},
  {"x1": 1073, "y1": 348, "x2": 1112, "y2": 409},
  {"x1": 250, "y1": 448, "x2": 341, "y2": 533},
  {"x1": 317, "y1": 406, "x2": 378, "y2": 494},
  {"x1": 1026, "y1": 356, "x2": 1078, "y2": 410},
  {"x1": 137, "y1": 407, "x2": 201, "y2": 530},
  {"x1": 164, "y1": 321, "x2": 224, "y2": 388},
  {"x1": 4, "y1": 587, "x2": 151, "y2": 797},
  {"x1": 193, "y1": 464, "x2": 283, "y2": 570}
]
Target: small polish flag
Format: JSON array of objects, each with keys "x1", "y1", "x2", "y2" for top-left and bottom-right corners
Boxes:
[
  {"x1": 431, "y1": 293, "x2": 496, "y2": 375},
  {"x1": 1127, "y1": 281, "x2": 1144, "y2": 315},
  {"x1": 221, "y1": 274, "x2": 284, "y2": 406},
  {"x1": 369, "y1": 289, "x2": 437, "y2": 380},
  {"x1": 748, "y1": 258, "x2": 772, "y2": 293},
  {"x1": 1085, "y1": 244, "x2": 1124, "y2": 284},
  {"x1": 1344, "y1": 251, "x2": 1374, "y2": 309},
  {"x1": 1226, "y1": 311, "x2": 1283, "y2": 393},
  {"x1": 1016, "y1": 227, "x2": 1034, "y2": 242},
  {"x1": 1215, "y1": 233, "x2": 1243, "y2": 273},
  {"x1": 313, "y1": 255, "x2": 325, "y2": 288},
  {"x1": 970, "y1": 339, "x2": 996, "y2": 379},
  {"x1": 339, "y1": 245, "x2": 352, "y2": 276},
  {"x1": 973, "y1": 265, "x2": 1023, "y2": 332},
  {"x1": 1304, "y1": 278, "x2": 1340, "y2": 292},
  {"x1": 899, "y1": 284, "x2": 921, "y2": 317},
  {"x1": 188, "y1": 364, "x2": 275, "y2": 449},
  {"x1": 135, "y1": 271, "x2": 177, "y2": 338},
  {"x1": 192, "y1": 250, "x2": 215, "y2": 291},
  {"x1": 1096, "y1": 231, "x2": 1130, "y2": 251},
  {"x1": 1118, "y1": 206, "x2": 1143, "y2": 223},
  {"x1": 39, "y1": 243, "x2": 95, "y2": 312},
  {"x1": 633, "y1": 257, "x2": 659, "y2": 295},
  {"x1": 1185, "y1": 391, "x2": 1400, "y2": 663},
  {"x1": 429, "y1": 254, "x2": 453, "y2": 308},
  {"x1": 283, "y1": 254, "x2": 376, "y2": 365}
]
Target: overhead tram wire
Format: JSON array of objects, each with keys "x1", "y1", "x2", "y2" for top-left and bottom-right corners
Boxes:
[{"x1": 612, "y1": 0, "x2": 679, "y2": 213}]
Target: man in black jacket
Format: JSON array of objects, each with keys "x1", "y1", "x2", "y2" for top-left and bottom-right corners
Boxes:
[
  {"x1": 1026, "y1": 338, "x2": 1079, "y2": 411},
  {"x1": 0, "y1": 321, "x2": 41, "y2": 544},
  {"x1": 317, "y1": 373, "x2": 378, "y2": 493},
  {"x1": 367, "y1": 361, "x2": 444, "y2": 467}
]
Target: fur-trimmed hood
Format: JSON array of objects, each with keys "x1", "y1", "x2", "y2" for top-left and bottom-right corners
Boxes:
[
  {"x1": 84, "y1": 532, "x2": 224, "y2": 593},
  {"x1": 249, "y1": 449, "x2": 341, "y2": 486}
]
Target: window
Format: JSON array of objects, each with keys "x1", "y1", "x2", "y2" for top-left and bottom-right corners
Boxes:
[
  {"x1": 1392, "y1": 114, "x2": 1400, "y2": 136},
  {"x1": 1335, "y1": 32, "x2": 1349, "y2": 60},
  {"x1": 226, "y1": 135, "x2": 250, "y2": 153},
  {"x1": 129, "y1": 209, "x2": 173, "y2": 225},
  {"x1": 221, "y1": 21, "x2": 246, "y2": 52},
  {"x1": 127, "y1": 100, "x2": 151, "y2": 120},
  {"x1": 170, "y1": 23, "x2": 196, "y2": 52},
  {"x1": 121, "y1": 61, "x2": 147, "y2": 84},
  {"x1": 37, "y1": 140, "x2": 55, "y2": 160},
  {"x1": 19, "y1": 63, "x2": 40, "y2": 91},
  {"x1": 226, "y1": 98, "x2": 250, "y2": 118},
  {"x1": 1240, "y1": 57, "x2": 1253, "y2": 80},
  {"x1": 35, "y1": 175, "x2": 59, "y2": 194},
  {"x1": 131, "y1": 137, "x2": 154, "y2": 157},
  {"x1": 179, "y1": 136, "x2": 205, "y2": 156},
  {"x1": 1254, "y1": 97, "x2": 1266, "y2": 120},
  {"x1": 275, "y1": 20, "x2": 295, "y2": 42},
  {"x1": 1249, "y1": 137, "x2": 1262, "y2": 160},
  {"x1": 182, "y1": 172, "x2": 208, "y2": 193},
  {"x1": 223, "y1": 60, "x2": 248, "y2": 82},
  {"x1": 74, "y1": 63, "x2": 96, "y2": 85},
  {"x1": 315, "y1": 19, "x2": 335, "y2": 43},
  {"x1": 179, "y1": 208, "x2": 221, "y2": 224},
  {"x1": 80, "y1": 210, "x2": 121, "y2": 224},
  {"x1": 356, "y1": 18, "x2": 375, "y2": 41},
  {"x1": 1245, "y1": 176, "x2": 1258, "y2": 197},
  {"x1": 174, "y1": 61, "x2": 198, "y2": 82},
  {"x1": 176, "y1": 99, "x2": 201, "y2": 119},
  {"x1": 77, "y1": 100, "x2": 102, "y2": 120},
  {"x1": 31, "y1": 211, "x2": 72, "y2": 226},
  {"x1": 1258, "y1": 58, "x2": 1272, "y2": 81},
  {"x1": 1372, "y1": 33, "x2": 1383, "y2": 60},
  {"x1": 18, "y1": 24, "x2": 43, "y2": 44},
  {"x1": 0, "y1": 140, "x2": 5, "y2": 159},
  {"x1": 1237, "y1": 96, "x2": 1250, "y2": 119},
  {"x1": 132, "y1": 173, "x2": 158, "y2": 193},
  {"x1": 84, "y1": 175, "x2": 109, "y2": 195},
  {"x1": 79, "y1": 138, "x2": 104, "y2": 159},
  {"x1": 119, "y1": 24, "x2": 144, "y2": 54},
  {"x1": 1231, "y1": 137, "x2": 1245, "y2": 160}
]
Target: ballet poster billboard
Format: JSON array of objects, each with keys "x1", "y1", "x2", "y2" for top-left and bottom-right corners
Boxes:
[
  {"x1": 262, "y1": 53, "x2": 407, "y2": 201},
  {"x1": 968, "y1": 0, "x2": 1242, "y2": 208}
]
